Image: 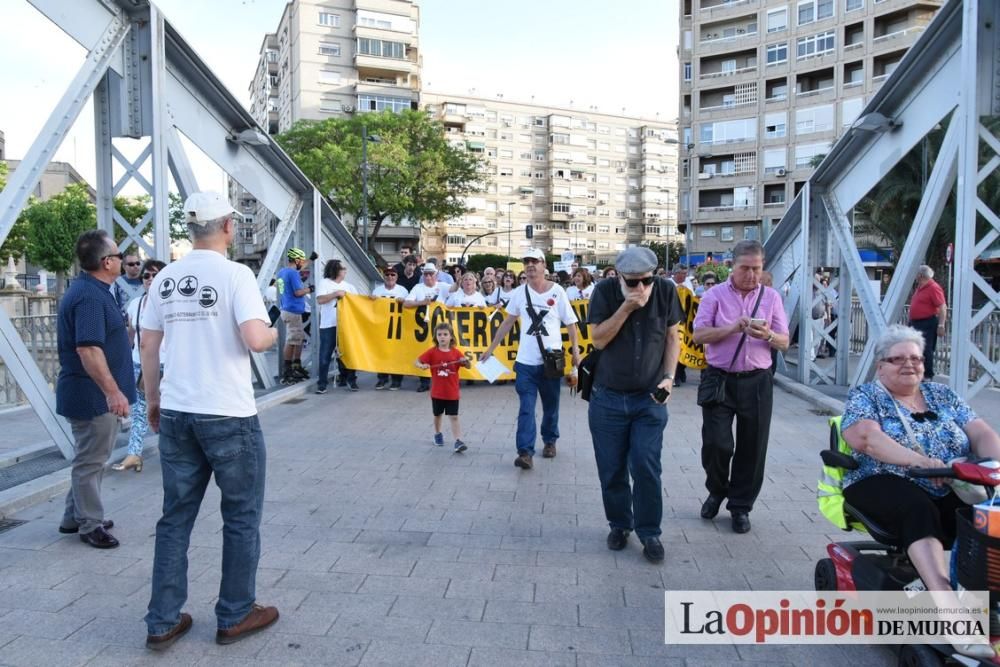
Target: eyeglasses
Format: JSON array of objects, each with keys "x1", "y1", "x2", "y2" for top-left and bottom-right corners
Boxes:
[
  {"x1": 704, "y1": 282, "x2": 716, "y2": 287},
  {"x1": 882, "y1": 355, "x2": 924, "y2": 366},
  {"x1": 622, "y1": 276, "x2": 655, "y2": 288},
  {"x1": 523, "y1": 258, "x2": 542, "y2": 265},
  {"x1": 518, "y1": 276, "x2": 527, "y2": 281},
  {"x1": 126, "y1": 261, "x2": 142, "y2": 267},
  {"x1": 911, "y1": 410, "x2": 938, "y2": 423},
  {"x1": 142, "y1": 272, "x2": 158, "y2": 280},
  {"x1": 102, "y1": 252, "x2": 124, "y2": 261}
]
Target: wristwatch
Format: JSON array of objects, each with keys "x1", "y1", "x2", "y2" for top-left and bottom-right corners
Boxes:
[
  {"x1": 663, "y1": 373, "x2": 674, "y2": 381},
  {"x1": 767, "y1": 332, "x2": 775, "y2": 343}
]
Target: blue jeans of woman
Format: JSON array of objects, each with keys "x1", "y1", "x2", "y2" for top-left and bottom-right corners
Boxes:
[
  {"x1": 318, "y1": 326, "x2": 355, "y2": 389},
  {"x1": 513, "y1": 361, "x2": 561, "y2": 455},
  {"x1": 588, "y1": 385, "x2": 668, "y2": 539},
  {"x1": 145, "y1": 410, "x2": 266, "y2": 634}
]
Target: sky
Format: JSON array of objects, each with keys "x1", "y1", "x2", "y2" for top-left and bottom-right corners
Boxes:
[{"x1": 0, "y1": 0, "x2": 679, "y2": 191}]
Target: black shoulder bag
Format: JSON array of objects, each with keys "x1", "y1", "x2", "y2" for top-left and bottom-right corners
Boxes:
[
  {"x1": 696, "y1": 286, "x2": 765, "y2": 408},
  {"x1": 523, "y1": 284, "x2": 566, "y2": 379}
]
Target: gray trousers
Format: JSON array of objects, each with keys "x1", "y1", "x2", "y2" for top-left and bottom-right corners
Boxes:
[{"x1": 62, "y1": 413, "x2": 118, "y2": 534}]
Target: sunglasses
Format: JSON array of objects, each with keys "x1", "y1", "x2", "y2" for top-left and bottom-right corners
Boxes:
[
  {"x1": 103, "y1": 252, "x2": 124, "y2": 261},
  {"x1": 622, "y1": 276, "x2": 655, "y2": 287},
  {"x1": 523, "y1": 258, "x2": 542, "y2": 265},
  {"x1": 911, "y1": 410, "x2": 938, "y2": 423},
  {"x1": 142, "y1": 272, "x2": 158, "y2": 280},
  {"x1": 126, "y1": 261, "x2": 142, "y2": 267},
  {"x1": 518, "y1": 276, "x2": 527, "y2": 281},
  {"x1": 883, "y1": 355, "x2": 924, "y2": 366}
]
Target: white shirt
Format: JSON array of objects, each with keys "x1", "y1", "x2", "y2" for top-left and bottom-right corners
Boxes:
[
  {"x1": 565, "y1": 284, "x2": 594, "y2": 301},
  {"x1": 405, "y1": 282, "x2": 447, "y2": 304},
  {"x1": 127, "y1": 293, "x2": 167, "y2": 365},
  {"x1": 504, "y1": 282, "x2": 578, "y2": 366},
  {"x1": 483, "y1": 290, "x2": 500, "y2": 305},
  {"x1": 140, "y1": 249, "x2": 268, "y2": 418},
  {"x1": 496, "y1": 288, "x2": 517, "y2": 309},
  {"x1": 446, "y1": 290, "x2": 487, "y2": 308},
  {"x1": 318, "y1": 278, "x2": 357, "y2": 328},
  {"x1": 372, "y1": 284, "x2": 409, "y2": 300}
]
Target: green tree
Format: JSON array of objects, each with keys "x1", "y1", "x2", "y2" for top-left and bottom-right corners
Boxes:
[
  {"x1": 0, "y1": 163, "x2": 32, "y2": 264},
  {"x1": 641, "y1": 240, "x2": 685, "y2": 270},
  {"x1": 24, "y1": 183, "x2": 96, "y2": 295},
  {"x1": 277, "y1": 110, "x2": 488, "y2": 265},
  {"x1": 169, "y1": 192, "x2": 188, "y2": 241},
  {"x1": 113, "y1": 194, "x2": 150, "y2": 251}
]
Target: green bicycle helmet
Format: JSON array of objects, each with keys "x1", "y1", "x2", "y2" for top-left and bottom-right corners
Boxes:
[{"x1": 287, "y1": 247, "x2": 306, "y2": 261}]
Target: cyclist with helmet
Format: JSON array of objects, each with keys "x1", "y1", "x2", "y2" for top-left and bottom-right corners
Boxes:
[{"x1": 276, "y1": 248, "x2": 312, "y2": 384}]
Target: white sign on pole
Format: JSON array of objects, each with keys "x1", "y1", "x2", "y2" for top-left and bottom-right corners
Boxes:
[{"x1": 561, "y1": 251, "x2": 575, "y2": 262}]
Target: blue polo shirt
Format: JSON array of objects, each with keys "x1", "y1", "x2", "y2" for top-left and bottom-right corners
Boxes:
[
  {"x1": 276, "y1": 266, "x2": 306, "y2": 314},
  {"x1": 56, "y1": 272, "x2": 136, "y2": 420}
]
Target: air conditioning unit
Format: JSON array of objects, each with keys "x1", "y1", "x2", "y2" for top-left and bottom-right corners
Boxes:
[
  {"x1": 698, "y1": 172, "x2": 712, "y2": 180},
  {"x1": 341, "y1": 104, "x2": 355, "y2": 113},
  {"x1": 776, "y1": 168, "x2": 786, "y2": 177}
]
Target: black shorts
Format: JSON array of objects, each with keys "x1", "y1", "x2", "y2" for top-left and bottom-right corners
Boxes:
[{"x1": 432, "y1": 398, "x2": 459, "y2": 416}]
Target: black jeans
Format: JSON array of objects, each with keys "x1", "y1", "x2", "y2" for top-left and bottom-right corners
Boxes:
[
  {"x1": 909, "y1": 315, "x2": 938, "y2": 379},
  {"x1": 700, "y1": 368, "x2": 773, "y2": 513}
]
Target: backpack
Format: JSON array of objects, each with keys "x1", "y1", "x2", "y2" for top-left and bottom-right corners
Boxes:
[{"x1": 817, "y1": 416, "x2": 867, "y2": 532}]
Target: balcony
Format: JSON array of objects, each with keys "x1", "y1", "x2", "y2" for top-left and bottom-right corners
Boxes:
[
  {"x1": 699, "y1": 0, "x2": 759, "y2": 19},
  {"x1": 699, "y1": 64, "x2": 757, "y2": 81},
  {"x1": 794, "y1": 85, "x2": 834, "y2": 100},
  {"x1": 356, "y1": 80, "x2": 417, "y2": 97},
  {"x1": 354, "y1": 53, "x2": 417, "y2": 75},
  {"x1": 871, "y1": 25, "x2": 926, "y2": 49}
]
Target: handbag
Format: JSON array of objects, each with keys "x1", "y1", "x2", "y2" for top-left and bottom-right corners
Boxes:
[
  {"x1": 577, "y1": 348, "x2": 602, "y2": 402},
  {"x1": 696, "y1": 286, "x2": 765, "y2": 408},
  {"x1": 524, "y1": 284, "x2": 566, "y2": 379}
]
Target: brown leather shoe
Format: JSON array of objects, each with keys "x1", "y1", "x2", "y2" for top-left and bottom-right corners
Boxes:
[
  {"x1": 514, "y1": 452, "x2": 533, "y2": 470},
  {"x1": 542, "y1": 442, "x2": 557, "y2": 458},
  {"x1": 146, "y1": 613, "x2": 192, "y2": 651},
  {"x1": 215, "y1": 604, "x2": 279, "y2": 645}
]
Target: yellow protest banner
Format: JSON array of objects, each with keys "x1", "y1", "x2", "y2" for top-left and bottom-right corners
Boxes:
[
  {"x1": 337, "y1": 294, "x2": 595, "y2": 380},
  {"x1": 337, "y1": 288, "x2": 707, "y2": 378},
  {"x1": 677, "y1": 286, "x2": 707, "y2": 370}
]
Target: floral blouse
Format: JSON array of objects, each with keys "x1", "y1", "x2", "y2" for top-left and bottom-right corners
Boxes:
[{"x1": 841, "y1": 381, "x2": 978, "y2": 496}]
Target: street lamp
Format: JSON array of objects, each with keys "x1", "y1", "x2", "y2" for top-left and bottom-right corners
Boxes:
[
  {"x1": 504, "y1": 201, "x2": 515, "y2": 266},
  {"x1": 361, "y1": 125, "x2": 382, "y2": 255}
]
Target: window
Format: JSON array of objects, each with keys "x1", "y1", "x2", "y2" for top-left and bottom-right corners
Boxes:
[
  {"x1": 358, "y1": 94, "x2": 411, "y2": 113},
  {"x1": 764, "y1": 147, "x2": 787, "y2": 173},
  {"x1": 767, "y1": 43, "x2": 788, "y2": 65},
  {"x1": 319, "y1": 42, "x2": 341, "y2": 56},
  {"x1": 319, "y1": 12, "x2": 340, "y2": 27},
  {"x1": 683, "y1": 62, "x2": 692, "y2": 81},
  {"x1": 767, "y1": 7, "x2": 788, "y2": 32},
  {"x1": 797, "y1": 30, "x2": 836, "y2": 58},
  {"x1": 318, "y1": 70, "x2": 341, "y2": 85},
  {"x1": 841, "y1": 97, "x2": 865, "y2": 128},
  {"x1": 699, "y1": 117, "x2": 757, "y2": 145},
  {"x1": 795, "y1": 142, "x2": 829, "y2": 167},
  {"x1": 765, "y1": 112, "x2": 787, "y2": 138},
  {"x1": 744, "y1": 226, "x2": 760, "y2": 240},
  {"x1": 357, "y1": 38, "x2": 405, "y2": 59},
  {"x1": 721, "y1": 227, "x2": 734, "y2": 242},
  {"x1": 795, "y1": 104, "x2": 834, "y2": 134},
  {"x1": 552, "y1": 203, "x2": 571, "y2": 213},
  {"x1": 446, "y1": 235, "x2": 465, "y2": 245},
  {"x1": 846, "y1": 0, "x2": 863, "y2": 10},
  {"x1": 798, "y1": 0, "x2": 833, "y2": 25}
]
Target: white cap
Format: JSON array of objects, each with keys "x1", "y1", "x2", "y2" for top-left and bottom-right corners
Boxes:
[
  {"x1": 522, "y1": 248, "x2": 545, "y2": 262},
  {"x1": 183, "y1": 191, "x2": 237, "y2": 225},
  {"x1": 420, "y1": 263, "x2": 437, "y2": 273}
]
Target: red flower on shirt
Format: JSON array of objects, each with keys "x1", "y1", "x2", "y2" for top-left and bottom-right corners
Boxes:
[{"x1": 546, "y1": 297, "x2": 556, "y2": 307}]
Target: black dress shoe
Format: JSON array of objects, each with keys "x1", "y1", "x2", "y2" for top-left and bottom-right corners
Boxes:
[
  {"x1": 700, "y1": 495, "x2": 724, "y2": 520},
  {"x1": 80, "y1": 526, "x2": 119, "y2": 549},
  {"x1": 59, "y1": 519, "x2": 114, "y2": 534},
  {"x1": 731, "y1": 512, "x2": 751, "y2": 534},
  {"x1": 641, "y1": 537, "x2": 665, "y2": 563},
  {"x1": 606, "y1": 527, "x2": 630, "y2": 551}
]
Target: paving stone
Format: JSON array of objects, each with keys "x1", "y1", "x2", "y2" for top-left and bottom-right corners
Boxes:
[
  {"x1": 298, "y1": 591, "x2": 396, "y2": 617},
  {"x1": 577, "y1": 657, "x2": 684, "y2": 667},
  {"x1": 328, "y1": 615, "x2": 432, "y2": 644},
  {"x1": 579, "y1": 603, "x2": 663, "y2": 630},
  {"x1": 483, "y1": 600, "x2": 579, "y2": 626},
  {"x1": 412, "y1": 559, "x2": 495, "y2": 582},
  {"x1": 389, "y1": 595, "x2": 486, "y2": 621},
  {"x1": 425, "y1": 619, "x2": 529, "y2": 649},
  {"x1": 0, "y1": 609, "x2": 94, "y2": 640},
  {"x1": 269, "y1": 570, "x2": 366, "y2": 594},
  {"x1": 0, "y1": 587, "x2": 84, "y2": 613},
  {"x1": 445, "y1": 579, "x2": 535, "y2": 603},
  {"x1": 0, "y1": 635, "x2": 105, "y2": 667},
  {"x1": 359, "y1": 640, "x2": 469, "y2": 667},
  {"x1": 356, "y1": 574, "x2": 449, "y2": 597},
  {"x1": 255, "y1": 633, "x2": 368, "y2": 665},
  {"x1": 528, "y1": 625, "x2": 631, "y2": 655},
  {"x1": 457, "y1": 548, "x2": 538, "y2": 565},
  {"x1": 493, "y1": 564, "x2": 577, "y2": 586},
  {"x1": 468, "y1": 647, "x2": 577, "y2": 667}
]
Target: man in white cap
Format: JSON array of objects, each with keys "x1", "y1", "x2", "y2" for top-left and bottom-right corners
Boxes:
[
  {"x1": 482, "y1": 248, "x2": 581, "y2": 469},
  {"x1": 139, "y1": 191, "x2": 280, "y2": 650},
  {"x1": 405, "y1": 263, "x2": 448, "y2": 391},
  {"x1": 587, "y1": 246, "x2": 683, "y2": 563}
]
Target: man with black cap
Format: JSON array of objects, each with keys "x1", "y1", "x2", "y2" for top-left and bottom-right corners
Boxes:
[
  {"x1": 587, "y1": 246, "x2": 682, "y2": 563},
  {"x1": 481, "y1": 248, "x2": 581, "y2": 469}
]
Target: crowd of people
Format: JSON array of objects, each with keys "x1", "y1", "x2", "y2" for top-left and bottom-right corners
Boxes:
[{"x1": 52, "y1": 189, "x2": 995, "y2": 654}]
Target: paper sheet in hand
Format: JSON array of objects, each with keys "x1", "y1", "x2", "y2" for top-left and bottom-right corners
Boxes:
[{"x1": 475, "y1": 357, "x2": 510, "y2": 383}]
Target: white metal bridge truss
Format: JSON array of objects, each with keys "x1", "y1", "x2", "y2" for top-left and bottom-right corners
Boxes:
[
  {"x1": 0, "y1": 0, "x2": 379, "y2": 457},
  {"x1": 764, "y1": 0, "x2": 1000, "y2": 400}
]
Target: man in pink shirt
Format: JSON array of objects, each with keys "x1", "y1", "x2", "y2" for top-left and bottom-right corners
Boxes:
[{"x1": 692, "y1": 241, "x2": 789, "y2": 534}]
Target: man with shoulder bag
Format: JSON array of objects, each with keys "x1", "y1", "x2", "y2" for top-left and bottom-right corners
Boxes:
[
  {"x1": 587, "y1": 247, "x2": 682, "y2": 563},
  {"x1": 692, "y1": 241, "x2": 789, "y2": 534},
  {"x1": 481, "y1": 248, "x2": 581, "y2": 470}
]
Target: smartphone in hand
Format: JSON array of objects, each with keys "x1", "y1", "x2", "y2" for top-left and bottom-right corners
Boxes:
[
  {"x1": 652, "y1": 386, "x2": 670, "y2": 403},
  {"x1": 749, "y1": 318, "x2": 766, "y2": 327}
]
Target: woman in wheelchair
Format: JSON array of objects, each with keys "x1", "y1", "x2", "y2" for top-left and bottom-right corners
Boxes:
[{"x1": 841, "y1": 326, "x2": 1000, "y2": 621}]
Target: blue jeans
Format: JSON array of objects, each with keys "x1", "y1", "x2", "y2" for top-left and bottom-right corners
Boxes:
[
  {"x1": 588, "y1": 385, "x2": 668, "y2": 539},
  {"x1": 317, "y1": 326, "x2": 354, "y2": 388},
  {"x1": 145, "y1": 410, "x2": 266, "y2": 634},
  {"x1": 514, "y1": 362, "x2": 561, "y2": 455}
]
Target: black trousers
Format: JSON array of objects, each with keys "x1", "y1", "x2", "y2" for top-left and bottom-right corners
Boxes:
[
  {"x1": 909, "y1": 315, "x2": 938, "y2": 379},
  {"x1": 843, "y1": 474, "x2": 964, "y2": 550},
  {"x1": 700, "y1": 368, "x2": 773, "y2": 513}
]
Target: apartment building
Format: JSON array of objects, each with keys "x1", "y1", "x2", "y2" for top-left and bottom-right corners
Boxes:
[
  {"x1": 421, "y1": 92, "x2": 680, "y2": 267},
  {"x1": 679, "y1": 0, "x2": 940, "y2": 260},
  {"x1": 234, "y1": 0, "x2": 421, "y2": 268}
]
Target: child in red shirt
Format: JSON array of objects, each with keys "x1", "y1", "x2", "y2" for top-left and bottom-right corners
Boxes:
[{"x1": 416, "y1": 323, "x2": 471, "y2": 452}]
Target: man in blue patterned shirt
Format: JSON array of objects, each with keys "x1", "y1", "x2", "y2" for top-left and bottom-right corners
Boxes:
[{"x1": 56, "y1": 229, "x2": 135, "y2": 549}]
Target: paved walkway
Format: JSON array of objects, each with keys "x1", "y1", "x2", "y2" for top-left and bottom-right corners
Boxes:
[{"x1": 0, "y1": 372, "x2": 958, "y2": 666}]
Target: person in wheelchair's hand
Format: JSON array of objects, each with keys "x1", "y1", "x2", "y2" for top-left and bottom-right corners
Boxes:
[{"x1": 841, "y1": 325, "x2": 1000, "y2": 630}]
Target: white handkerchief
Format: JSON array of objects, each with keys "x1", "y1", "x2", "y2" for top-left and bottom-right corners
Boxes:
[{"x1": 475, "y1": 357, "x2": 511, "y2": 384}]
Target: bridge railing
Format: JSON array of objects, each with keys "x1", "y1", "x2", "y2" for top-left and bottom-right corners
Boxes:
[{"x1": 0, "y1": 314, "x2": 58, "y2": 408}]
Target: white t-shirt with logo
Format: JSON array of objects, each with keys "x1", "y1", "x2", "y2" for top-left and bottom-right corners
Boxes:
[
  {"x1": 504, "y1": 282, "x2": 578, "y2": 366},
  {"x1": 140, "y1": 249, "x2": 268, "y2": 418},
  {"x1": 372, "y1": 284, "x2": 409, "y2": 300},
  {"x1": 565, "y1": 284, "x2": 595, "y2": 301},
  {"x1": 405, "y1": 282, "x2": 447, "y2": 304},
  {"x1": 446, "y1": 290, "x2": 487, "y2": 308},
  {"x1": 317, "y1": 279, "x2": 357, "y2": 329}
]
